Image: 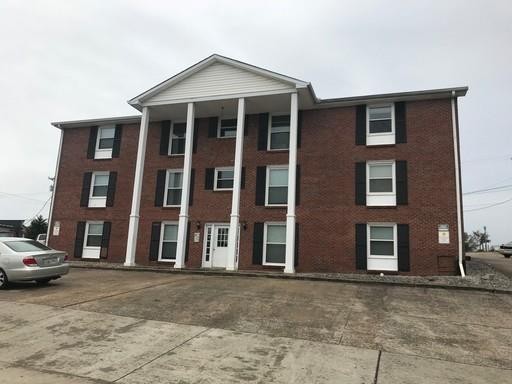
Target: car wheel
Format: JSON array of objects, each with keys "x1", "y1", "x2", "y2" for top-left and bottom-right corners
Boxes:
[
  {"x1": 505, "y1": 255, "x2": 511, "y2": 259},
  {"x1": 36, "y1": 278, "x2": 52, "y2": 286},
  {"x1": 0, "y1": 269, "x2": 8, "y2": 289}
]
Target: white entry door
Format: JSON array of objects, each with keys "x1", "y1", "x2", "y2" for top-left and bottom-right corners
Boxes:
[{"x1": 202, "y1": 224, "x2": 230, "y2": 268}]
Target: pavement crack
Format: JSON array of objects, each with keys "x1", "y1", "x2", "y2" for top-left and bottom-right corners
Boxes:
[
  {"x1": 112, "y1": 327, "x2": 211, "y2": 382},
  {"x1": 61, "y1": 279, "x2": 197, "y2": 308},
  {"x1": 373, "y1": 350, "x2": 382, "y2": 384}
]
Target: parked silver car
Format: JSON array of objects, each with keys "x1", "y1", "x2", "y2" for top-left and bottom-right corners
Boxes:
[{"x1": 0, "y1": 237, "x2": 69, "y2": 289}]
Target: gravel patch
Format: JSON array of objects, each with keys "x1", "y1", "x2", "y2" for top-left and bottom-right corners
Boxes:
[{"x1": 70, "y1": 259, "x2": 512, "y2": 293}]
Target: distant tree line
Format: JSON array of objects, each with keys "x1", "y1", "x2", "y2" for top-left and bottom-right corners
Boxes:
[{"x1": 464, "y1": 227, "x2": 491, "y2": 252}]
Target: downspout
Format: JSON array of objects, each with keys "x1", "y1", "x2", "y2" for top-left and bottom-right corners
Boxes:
[
  {"x1": 451, "y1": 91, "x2": 465, "y2": 277},
  {"x1": 46, "y1": 127, "x2": 64, "y2": 245}
]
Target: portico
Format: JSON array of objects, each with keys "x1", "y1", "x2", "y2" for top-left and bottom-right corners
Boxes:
[{"x1": 124, "y1": 54, "x2": 310, "y2": 272}]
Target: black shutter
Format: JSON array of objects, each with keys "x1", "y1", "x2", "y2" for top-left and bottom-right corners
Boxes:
[
  {"x1": 296, "y1": 164, "x2": 301, "y2": 206},
  {"x1": 396, "y1": 160, "x2": 408, "y2": 205},
  {"x1": 149, "y1": 222, "x2": 161, "y2": 261},
  {"x1": 252, "y1": 222, "x2": 264, "y2": 265},
  {"x1": 297, "y1": 111, "x2": 303, "y2": 148},
  {"x1": 74, "y1": 221, "x2": 86, "y2": 258},
  {"x1": 355, "y1": 162, "x2": 366, "y2": 206},
  {"x1": 193, "y1": 119, "x2": 199, "y2": 153},
  {"x1": 189, "y1": 169, "x2": 195, "y2": 206},
  {"x1": 255, "y1": 166, "x2": 266, "y2": 206},
  {"x1": 185, "y1": 222, "x2": 191, "y2": 262},
  {"x1": 257, "y1": 113, "x2": 269, "y2": 150},
  {"x1": 208, "y1": 117, "x2": 218, "y2": 138},
  {"x1": 80, "y1": 172, "x2": 92, "y2": 207},
  {"x1": 100, "y1": 221, "x2": 111, "y2": 259},
  {"x1": 160, "y1": 121, "x2": 171, "y2": 155},
  {"x1": 106, "y1": 171, "x2": 117, "y2": 207},
  {"x1": 294, "y1": 222, "x2": 300, "y2": 267},
  {"x1": 355, "y1": 224, "x2": 367, "y2": 270},
  {"x1": 205, "y1": 168, "x2": 215, "y2": 190},
  {"x1": 355, "y1": 105, "x2": 366, "y2": 145},
  {"x1": 112, "y1": 125, "x2": 122, "y2": 158},
  {"x1": 155, "y1": 170, "x2": 166, "y2": 207},
  {"x1": 397, "y1": 224, "x2": 410, "y2": 272},
  {"x1": 244, "y1": 114, "x2": 249, "y2": 136},
  {"x1": 87, "y1": 126, "x2": 98, "y2": 159},
  {"x1": 241, "y1": 167, "x2": 246, "y2": 189},
  {"x1": 395, "y1": 102, "x2": 407, "y2": 144}
]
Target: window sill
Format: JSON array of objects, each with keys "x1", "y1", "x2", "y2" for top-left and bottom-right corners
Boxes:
[
  {"x1": 92, "y1": 157, "x2": 113, "y2": 161},
  {"x1": 263, "y1": 262, "x2": 286, "y2": 267},
  {"x1": 162, "y1": 206, "x2": 180, "y2": 209},
  {"x1": 266, "y1": 149, "x2": 289, "y2": 153},
  {"x1": 213, "y1": 189, "x2": 233, "y2": 192},
  {"x1": 264, "y1": 204, "x2": 288, "y2": 208},
  {"x1": 157, "y1": 259, "x2": 176, "y2": 263},
  {"x1": 167, "y1": 154, "x2": 184, "y2": 157},
  {"x1": 365, "y1": 205, "x2": 397, "y2": 209},
  {"x1": 85, "y1": 206, "x2": 107, "y2": 210}
]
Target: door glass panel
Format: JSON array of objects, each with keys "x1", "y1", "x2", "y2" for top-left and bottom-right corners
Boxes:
[{"x1": 216, "y1": 227, "x2": 229, "y2": 247}]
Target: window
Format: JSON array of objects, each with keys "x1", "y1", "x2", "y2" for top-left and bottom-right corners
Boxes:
[
  {"x1": 266, "y1": 166, "x2": 288, "y2": 206},
  {"x1": 367, "y1": 223, "x2": 397, "y2": 271},
  {"x1": 164, "y1": 170, "x2": 183, "y2": 207},
  {"x1": 89, "y1": 172, "x2": 109, "y2": 207},
  {"x1": 82, "y1": 221, "x2": 104, "y2": 259},
  {"x1": 159, "y1": 223, "x2": 178, "y2": 261},
  {"x1": 214, "y1": 167, "x2": 234, "y2": 190},
  {"x1": 169, "y1": 122, "x2": 186, "y2": 155},
  {"x1": 367, "y1": 105, "x2": 395, "y2": 146},
  {"x1": 264, "y1": 223, "x2": 286, "y2": 265},
  {"x1": 86, "y1": 222, "x2": 103, "y2": 247},
  {"x1": 268, "y1": 115, "x2": 290, "y2": 150},
  {"x1": 218, "y1": 118, "x2": 237, "y2": 138},
  {"x1": 95, "y1": 126, "x2": 115, "y2": 159},
  {"x1": 4, "y1": 240, "x2": 51, "y2": 252},
  {"x1": 367, "y1": 161, "x2": 396, "y2": 206}
]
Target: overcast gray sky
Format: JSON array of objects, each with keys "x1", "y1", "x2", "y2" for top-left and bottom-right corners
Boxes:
[{"x1": 0, "y1": 0, "x2": 510, "y2": 244}]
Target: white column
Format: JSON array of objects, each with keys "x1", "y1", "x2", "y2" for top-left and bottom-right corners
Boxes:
[
  {"x1": 226, "y1": 98, "x2": 245, "y2": 271},
  {"x1": 175, "y1": 102, "x2": 195, "y2": 269},
  {"x1": 285, "y1": 92, "x2": 298, "y2": 274},
  {"x1": 125, "y1": 107, "x2": 150, "y2": 266}
]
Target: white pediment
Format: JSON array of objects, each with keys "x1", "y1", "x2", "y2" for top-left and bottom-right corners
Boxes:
[{"x1": 130, "y1": 55, "x2": 309, "y2": 108}]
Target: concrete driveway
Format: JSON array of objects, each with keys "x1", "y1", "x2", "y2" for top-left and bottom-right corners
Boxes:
[{"x1": 0, "y1": 268, "x2": 511, "y2": 383}]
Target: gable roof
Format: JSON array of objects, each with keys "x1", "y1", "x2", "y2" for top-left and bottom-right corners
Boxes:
[{"x1": 128, "y1": 54, "x2": 312, "y2": 110}]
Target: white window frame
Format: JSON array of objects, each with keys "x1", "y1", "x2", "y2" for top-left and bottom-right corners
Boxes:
[
  {"x1": 82, "y1": 221, "x2": 104, "y2": 259},
  {"x1": 168, "y1": 121, "x2": 186, "y2": 156},
  {"x1": 217, "y1": 117, "x2": 237, "y2": 139},
  {"x1": 88, "y1": 171, "x2": 109, "y2": 208},
  {"x1": 265, "y1": 165, "x2": 288, "y2": 207},
  {"x1": 366, "y1": 104, "x2": 395, "y2": 146},
  {"x1": 263, "y1": 222, "x2": 287, "y2": 266},
  {"x1": 94, "y1": 125, "x2": 116, "y2": 159},
  {"x1": 163, "y1": 169, "x2": 183, "y2": 208},
  {"x1": 366, "y1": 160, "x2": 396, "y2": 207},
  {"x1": 214, "y1": 167, "x2": 234, "y2": 191},
  {"x1": 158, "y1": 221, "x2": 179, "y2": 262},
  {"x1": 267, "y1": 113, "x2": 290, "y2": 151},
  {"x1": 367, "y1": 223, "x2": 398, "y2": 271}
]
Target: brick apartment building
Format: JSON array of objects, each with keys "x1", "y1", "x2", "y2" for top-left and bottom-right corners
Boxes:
[{"x1": 47, "y1": 54, "x2": 467, "y2": 275}]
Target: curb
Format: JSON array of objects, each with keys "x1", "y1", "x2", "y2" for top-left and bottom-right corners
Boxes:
[{"x1": 69, "y1": 263, "x2": 512, "y2": 295}]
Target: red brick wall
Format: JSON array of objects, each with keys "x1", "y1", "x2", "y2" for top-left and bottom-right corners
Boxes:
[{"x1": 49, "y1": 99, "x2": 460, "y2": 275}]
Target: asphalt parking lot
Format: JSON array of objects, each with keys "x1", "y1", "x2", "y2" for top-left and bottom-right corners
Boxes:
[{"x1": 1, "y1": 268, "x2": 511, "y2": 383}]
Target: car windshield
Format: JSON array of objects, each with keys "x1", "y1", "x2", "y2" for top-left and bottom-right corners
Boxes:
[{"x1": 4, "y1": 240, "x2": 52, "y2": 252}]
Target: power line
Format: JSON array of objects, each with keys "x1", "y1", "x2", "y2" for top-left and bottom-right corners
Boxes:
[
  {"x1": 0, "y1": 191, "x2": 47, "y2": 203},
  {"x1": 464, "y1": 196, "x2": 512, "y2": 212},
  {"x1": 24, "y1": 196, "x2": 52, "y2": 225},
  {"x1": 463, "y1": 184, "x2": 512, "y2": 196}
]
